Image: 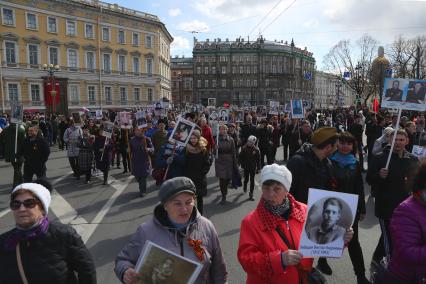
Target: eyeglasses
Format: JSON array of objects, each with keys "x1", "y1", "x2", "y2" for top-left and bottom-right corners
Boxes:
[{"x1": 10, "y1": 198, "x2": 40, "y2": 210}]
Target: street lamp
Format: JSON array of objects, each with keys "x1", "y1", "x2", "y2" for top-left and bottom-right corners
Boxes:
[{"x1": 42, "y1": 63, "x2": 60, "y2": 114}]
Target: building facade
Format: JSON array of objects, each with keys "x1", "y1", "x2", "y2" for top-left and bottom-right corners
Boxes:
[
  {"x1": 192, "y1": 36, "x2": 315, "y2": 107},
  {"x1": 170, "y1": 56, "x2": 193, "y2": 108},
  {"x1": 0, "y1": 0, "x2": 172, "y2": 114},
  {"x1": 314, "y1": 71, "x2": 356, "y2": 109}
]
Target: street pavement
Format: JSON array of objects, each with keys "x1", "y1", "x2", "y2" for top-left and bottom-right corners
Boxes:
[{"x1": 0, "y1": 145, "x2": 380, "y2": 284}]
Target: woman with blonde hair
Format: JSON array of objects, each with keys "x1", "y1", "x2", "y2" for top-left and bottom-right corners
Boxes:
[{"x1": 183, "y1": 129, "x2": 212, "y2": 214}]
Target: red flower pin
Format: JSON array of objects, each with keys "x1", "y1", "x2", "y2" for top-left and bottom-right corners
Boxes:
[{"x1": 188, "y1": 238, "x2": 205, "y2": 261}]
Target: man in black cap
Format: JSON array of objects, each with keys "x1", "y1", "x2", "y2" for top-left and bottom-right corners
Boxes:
[
  {"x1": 286, "y1": 126, "x2": 338, "y2": 275},
  {"x1": 22, "y1": 122, "x2": 50, "y2": 182}
]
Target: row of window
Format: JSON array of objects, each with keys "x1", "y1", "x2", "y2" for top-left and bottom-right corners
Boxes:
[
  {"x1": 3, "y1": 41, "x2": 153, "y2": 74},
  {"x1": 1, "y1": 7, "x2": 154, "y2": 47},
  {"x1": 196, "y1": 65, "x2": 260, "y2": 75},
  {"x1": 6, "y1": 83, "x2": 154, "y2": 104},
  {"x1": 196, "y1": 79, "x2": 259, "y2": 88}
]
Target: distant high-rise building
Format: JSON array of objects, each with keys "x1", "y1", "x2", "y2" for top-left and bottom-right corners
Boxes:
[{"x1": 192, "y1": 36, "x2": 315, "y2": 107}]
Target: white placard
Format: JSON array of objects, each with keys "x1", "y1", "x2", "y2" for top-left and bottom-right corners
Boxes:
[
  {"x1": 135, "y1": 241, "x2": 202, "y2": 284},
  {"x1": 119, "y1": 112, "x2": 131, "y2": 129},
  {"x1": 299, "y1": 188, "x2": 358, "y2": 258},
  {"x1": 102, "y1": 121, "x2": 114, "y2": 139},
  {"x1": 169, "y1": 118, "x2": 196, "y2": 147},
  {"x1": 381, "y1": 78, "x2": 426, "y2": 111},
  {"x1": 412, "y1": 145, "x2": 426, "y2": 158},
  {"x1": 96, "y1": 110, "x2": 103, "y2": 120},
  {"x1": 10, "y1": 103, "x2": 23, "y2": 123},
  {"x1": 136, "y1": 111, "x2": 147, "y2": 128}
]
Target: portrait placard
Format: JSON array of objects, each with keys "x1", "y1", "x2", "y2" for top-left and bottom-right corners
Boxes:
[
  {"x1": 381, "y1": 78, "x2": 426, "y2": 111},
  {"x1": 291, "y1": 99, "x2": 304, "y2": 119},
  {"x1": 208, "y1": 98, "x2": 216, "y2": 108},
  {"x1": 169, "y1": 118, "x2": 196, "y2": 147},
  {"x1": 10, "y1": 103, "x2": 23, "y2": 123},
  {"x1": 135, "y1": 241, "x2": 202, "y2": 284},
  {"x1": 135, "y1": 111, "x2": 147, "y2": 129},
  {"x1": 119, "y1": 112, "x2": 131, "y2": 129},
  {"x1": 412, "y1": 145, "x2": 426, "y2": 158},
  {"x1": 219, "y1": 108, "x2": 229, "y2": 122},
  {"x1": 235, "y1": 111, "x2": 244, "y2": 123},
  {"x1": 102, "y1": 122, "x2": 114, "y2": 139},
  {"x1": 299, "y1": 188, "x2": 358, "y2": 258},
  {"x1": 96, "y1": 110, "x2": 103, "y2": 120},
  {"x1": 269, "y1": 101, "x2": 279, "y2": 115}
]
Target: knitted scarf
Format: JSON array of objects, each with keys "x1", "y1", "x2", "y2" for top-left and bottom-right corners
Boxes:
[
  {"x1": 3, "y1": 216, "x2": 50, "y2": 251},
  {"x1": 330, "y1": 151, "x2": 357, "y2": 169},
  {"x1": 263, "y1": 197, "x2": 290, "y2": 217}
]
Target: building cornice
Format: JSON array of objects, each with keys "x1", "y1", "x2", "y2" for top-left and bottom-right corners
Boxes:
[
  {"x1": 0, "y1": 32, "x2": 19, "y2": 41},
  {"x1": 64, "y1": 41, "x2": 80, "y2": 49},
  {"x1": 45, "y1": 39, "x2": 62, "y2": 46},
  {"x1": 23, "y1": 35, "x2": 42, "y2": 44}
]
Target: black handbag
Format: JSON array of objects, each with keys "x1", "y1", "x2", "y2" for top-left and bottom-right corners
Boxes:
[{"x1": 276, "y1": 227, "x2": 327, "y2": 284}]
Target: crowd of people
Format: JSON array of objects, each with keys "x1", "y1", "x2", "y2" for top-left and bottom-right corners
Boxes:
[{"x1": 0, "y1": 104, "x2": 425, "y2": 284}]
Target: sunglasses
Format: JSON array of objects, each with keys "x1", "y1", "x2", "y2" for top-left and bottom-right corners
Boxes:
[{"x1": 10, "y1": 198, "x2": 40, "y2": 210}]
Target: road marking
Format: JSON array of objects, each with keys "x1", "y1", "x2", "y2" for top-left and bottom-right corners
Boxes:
[
  {"x1": 77, "y1": 174, "x2": 134, "y2": 243},
  {"x1": 0, "y1": 172, "x2": 73, "y2": 219}
]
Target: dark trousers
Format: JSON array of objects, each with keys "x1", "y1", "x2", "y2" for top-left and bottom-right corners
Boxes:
[
  {"x1": 283, "y1": 142, "x2": 290, "y2": 161},
  {"x1": 135, "y1": 176, "x2": 147, "y2": 194},
  {"x1": 69, "y1": 157, "x2": 80, "y2": 177},
  {"x1": 120, "y1": 150, "x2": 129, "y2": 171},
  {"x1": 111, "y1": 150, "x2": 120, "y2": 167},
  {"x1": 196, "y1": 194, "x2": 204, "y2": 215},
  {"x1": 260, "y1": 149, "x2": 267, "y2": 168},
  {"x1": 81, "y1": 170, "x2": 91, "y2": 182},
  {"x1": 348, "y1": 215, "x2": 366, "y2": 276},
  {"x1": 357, "y1": 143, "x2": 364, "y2": 170},
  {"x1": 243, "y1": 169, "x2": 256, "y2": 197},
  {"x1": 23, "y1": 165, "x2": 46, "y2": 182},
  {"x1": 102, "y1": 170, "x2": 108, "y2": 184},
  {"x1": 219, "y1": 178, "x2": 230, "y2": 197},
  {"x1": 12, "y1": 161, "x2": 23, "y2": 187},
  {"x1": 372, "y1": 219, "x2": 392, "y2": 263}
]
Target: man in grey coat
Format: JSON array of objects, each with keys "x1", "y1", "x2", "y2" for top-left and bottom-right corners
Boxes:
[{"x1": 63, "y1": 118, "x2": 82, "y2": 179}]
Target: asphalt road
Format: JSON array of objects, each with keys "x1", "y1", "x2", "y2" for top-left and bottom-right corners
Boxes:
[{"x1": 0, "y1": 145, "x2": 380, "y2": 284}]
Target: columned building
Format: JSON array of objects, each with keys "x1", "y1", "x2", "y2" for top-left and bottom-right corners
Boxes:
[
  {"x1": 0, "y1": 0, "x2": 172, "y2": 114},
  {"x1": 171, "y1": 56, "x2": 193, "y2": 108},
  {"x1": 314, "y1": 71, "x2": 356, "y2": 109},
  {"x1": 193, "y1": 36, "x2": 315, "y2": 106}
]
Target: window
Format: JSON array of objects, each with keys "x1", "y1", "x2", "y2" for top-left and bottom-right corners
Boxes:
[
  {"x1": 232, "y1": 66, "x2": 236, "y2": 74},
  {"x1": 232, "y1": 79, "x2": 237, "y2": 87},
  {"x1": 204, "y1": 66, "x2": 209, "y2": 75},
  {"x1": 88, "y1": 86, "x2": 96, "y2": 103},
  {"x1": 196, "y1": 67, "x2": 201, "y2": 75},
  {"x1": 120, "y1": 87, "x2": 127, "y2": 103},
  {"x1": 30, "y1": 84, "x2": 41, "y2": 102},
  {"x1": 118, "y1": 55, "x2": 126, "y2": 73},
  {"x1": 118, "y1": 30, "x2": 125, "y2": 44},
  {"x1": 145, "y1": 35, "x2": 153, "y2": 48},
  {"x1": 104, "y1": 86, "x2": 112, "y2": 103},
  {"x1": 253, "y1": 66, "x2": 257, "y2": 73},
  {"x1": 8, "y1": 83, "x2": 19, "y2": 102},
  {"x1": 48, "y1": 47, "x2": 59, "y2": 65},
  {"x1": 246, "y1": 79, "x2": 251, "y2": 87},
  {"x1": 265, "y1": 79, "x2": 269, "y2": 87},
  {"x1": 2, "y1": 8, "x2": 15, "y2": 26},
  {"x1": 26, "y1": 13, "x2": 37, "y2": 30},
  {"x1": 132, "y1": 33, "x2": 139, "y2": 46},
  {"x1": 212, "y1": 66, "x2": 216, "y2": 74},
  {"x1": 102, "y1": 27, "x2": 110, "y2": 41},
  {"x1": 147, "y1": 88, "x2": 153, "y2": 102},
  {"x1": 246, "y1": 66, "x2": 251, "y2": 74},
  {"x1": 103, "y1": 53, "x2": 111, "y2": 72},
  {"x1": 47, "y1": 17, "x2": 57, "y2": 33},
  {"x1": 134, "y1": 88, "x2": 140, "y2": 102},
  {"x1": 239, "y1": 66, "x2": 244, "y2": 74},
  {"x1": 86, "y1": 51, "x2": 95, "y2": 71},
  {"x1": 197, "y1": 80, "x2": 201, "y2": 88},
  {"x1": 253, "y1": 79, "x2": 257, "y2": 87},
  {"x1": 212, "y1": 80, "x2": 217, "y2": 88},
  {"x1": 221, "y1": 79, "x2": 226, "y2": 88},
  {"x1": 67, "y1": 49, "x2": 78, "y2": 68},
  {"x1": 204, "y1": 80, "x2": 209, "y2": 88},
  {"x1": 5, "y1": 41, "x2": 17, "y2": 64},
  {"x1": 219, "y1": 55, "x2": 227, "y2": 62},
  {"x1": 221, "y1": 66, "x2": 226, "y2": 74},
  {"x1": 28, "y1": 44, "x2": 39, "y2": 65},
  {"x1": 70, "y1": 85, "x2": 79, "y2": 102},
  {"x1": 132, "y1": 57, "x2": 140, "y2": 74},
  {"x1": 85, "y1": 23, "x2": 94, "y2": 39},
  {"x1": 146, "y1": 58, "x2": 153, "y2": 75},
  {"x1": 66, "y1": 20, "x2": 76, "y2": 36}
]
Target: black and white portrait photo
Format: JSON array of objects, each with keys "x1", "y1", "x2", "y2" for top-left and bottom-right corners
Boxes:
[
  {"x1": 135, "y1": 241, "x2": 202, "y2": 284},
  {"x1": 135, "y1": 111, "x2": 147, "y2": 128},
  {"x1": 299, "y1": 189, "x2": 358, "y2": 258},
  {"x1": 208, "y1": 98, "x2": 216, "y2": 107},
  {"x1": 219, "y1": 109, "x2": 229, "y2": 122},
  {"x1": 169, "y1": 118, "x2": 196, "y2": 146},
  {"x1": 11, "y1": 104, "x2": 23, "y2": 123},
  {"x1": 102, "y1": 122, "x2": 114, "y2": 139}
]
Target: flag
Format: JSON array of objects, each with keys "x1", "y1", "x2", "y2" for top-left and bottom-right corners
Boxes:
[
  {"x1": 304, "y1": 71, "x2": 312, "y2": 80},
  {"x1": 44, "y1": 82, "x2": 60, "y2": 106},
  {"x1": 373, "y1": 97, "x2": 379, "y2": 113}
]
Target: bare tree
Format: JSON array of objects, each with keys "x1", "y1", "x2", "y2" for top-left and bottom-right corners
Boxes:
[{"x1": 323, "y1": 34, "x2": 379, "y2": 104}]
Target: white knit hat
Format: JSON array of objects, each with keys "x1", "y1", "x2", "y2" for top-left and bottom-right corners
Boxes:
[
  {"x1": 12, "y1": 183, "x2": 51, "y2": 215},
  {"x1": 247, "y1": 135, "x2": 257, "y2": 144},
  {"x1": 260, "y1": 164, "x2": 292, "y2": 191}
]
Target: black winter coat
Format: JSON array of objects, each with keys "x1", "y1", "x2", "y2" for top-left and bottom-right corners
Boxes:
[
  {"x1": 287, "y1": 143, "x2": 333, "y2": 204},
  {"x1": 22, "y1": 135, "x2": 50, "y2": 171},
  {"x1": 239, "y1": 144, "x2": 261, "y2": 172},
  {"x1": 330, "y1": 158, "x2": 366, "y2": 214},
  {"x1": 366, "y1": 147, "x2": 418, "y2": 219},
  {"x1": 239, "y1": 123, "x2": 256, "y2": 145},
  {"x1": 184, "y1": 149, "x2": 211, "y2": 197},
  {"x1": 289, "y1": 130, "x2": 311, "y2": 158},
  {"x1": 0, "y1": 221, "x2": 96, "y2": 284}
]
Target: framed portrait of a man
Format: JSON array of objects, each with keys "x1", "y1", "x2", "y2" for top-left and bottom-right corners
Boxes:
[
  {"x1": 10, "y1": 103, "x2": 23, "y2": 123},
  {"x1": 169, "y1": 118, "x2": 196, "y2": 146},
  {"x1": 102, "y1": 122, "x2": 114, "y2": 139},
  {"x1": 135, "y1": 241, "x2": 202, "y2": 284},
  {"x1": 291, "y1": 99, "x2": 304, "y2": 119},
  {"x1": 299, "y1": 188, "x2": 358, "y2": 258},
  {"x1": 381, "y1": 78, "x2": 426, "y2": 111},
  {"x1": 208, "y1": 98, "x2": 216, "y2": 108}
]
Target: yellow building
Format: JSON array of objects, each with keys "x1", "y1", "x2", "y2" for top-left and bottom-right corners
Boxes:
[{"x1": 0, "y1": 0, "x2": 172, "y2": 114}]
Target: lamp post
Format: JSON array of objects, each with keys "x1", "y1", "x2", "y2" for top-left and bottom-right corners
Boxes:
[{"x1": 42, "y1": 63, "x2": 60, "y2": 114}]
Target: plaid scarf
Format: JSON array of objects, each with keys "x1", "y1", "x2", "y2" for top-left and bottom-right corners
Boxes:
[{"x1": 263, "y1": 197, "x2": 290, "y2": 217}]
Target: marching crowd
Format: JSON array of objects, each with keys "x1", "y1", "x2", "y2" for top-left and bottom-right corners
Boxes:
[{"x1": 0, "y1": 105, "x2": 425, "y2": 284}]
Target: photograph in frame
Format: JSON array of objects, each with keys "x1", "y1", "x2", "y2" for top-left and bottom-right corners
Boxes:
[
  {"x1": 135, "y1": 241, "x2": 202, "y2": 284},
  {"x1": 269, "y1": 101, "x2": 279, "y2": 115},
  {"x1": 381, "y1": 78, "x2": 426, "y2": 111},
  {"x1": 208, "y1": 98, "x2": 216, "y2": 108},
  {"x1": 235, "y1": 111, "x2": 244, "y2": 123},
  {"x1": 219, "y1": 109, "x2": 229, "y2": 122},
  {"x1": 119, "y1": 112, "x2": 132, "y2": 129},
  {"x1": 412, "y1": 145, "x2": 426, "y2": 158},
  {"x1": 169, "y1": 118, "x2": 196, "y2": 147},
  {"x1": 10, "y1": 104, "x2": 23, "y2": 123},
  {"x1": 102, "y1": 122, "x2": 114, "y2": 139},
  {"x1": 298, "y1": 188, "x2": 358, "y2": 258},
  {"x1": 135, "y1": 111, "x2": 147, "y2": 129},
  {"x1": 96, "y1": 110, "x2": 103, "y2": 120},
  {"x1": 290, "y1": 99, "x2": 304, "y2": 119}
]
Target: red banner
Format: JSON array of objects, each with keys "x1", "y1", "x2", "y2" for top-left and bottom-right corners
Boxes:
[
  {"x1": 44, "y1": 81, "x2": 60, "y2": 106},
  {"x1": 373, "y1": 97, "x2": 379, "y2": 113}
]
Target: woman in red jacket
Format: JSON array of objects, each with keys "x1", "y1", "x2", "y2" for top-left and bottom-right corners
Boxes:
[{"x1": 238, "y1": 164, "x2": 353, "y2": 284}]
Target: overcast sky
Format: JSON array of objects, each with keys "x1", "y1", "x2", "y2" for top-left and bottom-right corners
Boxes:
[{"x1": 104, "y1": 0, "x2": 426, "y2": 70}]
